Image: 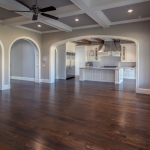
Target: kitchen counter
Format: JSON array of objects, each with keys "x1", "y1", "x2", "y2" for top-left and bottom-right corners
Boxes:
[{"x1": 79, "y1": 67, "x2": 123, "y2": 84}]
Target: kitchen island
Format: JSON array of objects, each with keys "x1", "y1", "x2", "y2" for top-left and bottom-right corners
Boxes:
[{"x1": 79, "y1": 67, "x2": 123, "y2": 84}]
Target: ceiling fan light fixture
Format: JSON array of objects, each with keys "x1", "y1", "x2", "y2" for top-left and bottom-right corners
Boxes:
[{"x1": 32, "y1": 14, "x2": 38, "y2": 20}]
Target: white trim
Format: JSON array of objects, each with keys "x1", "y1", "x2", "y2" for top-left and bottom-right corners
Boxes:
[
  {"x1": 49, "y1": 35, "x2": 143, "y2": 94},
  {"x1": 42, "y1": 30, "x2": 61, "y2": 34},
  {"x1": 42, "y1": 24, "x2": 101, "y2": 34},
  {"x1": 16, "y1": 26, "x2": 42, "y2": 34},
  {"x1": 0, "y1": 40, "x2": 5, "y2": 90},
  {"x1": 49, "y1": 4, "x2": 84, "y2": 18},
  {"x1": 73, "y1": 24, "x2": 101, "y2": 30},
  {"x1": 111, "y1": 17, "x2": 150, "y2": 25},
  {"x1": 40, "y1": 79, "x2": 50, "y2": 83},
  {"x1": 91, "y1": 0, "x2": 150, "y2": 11},
  {"x1": 71, "y1": 0, "x2": 109, "y2": 28},
  {"x1": 11, "y1": 76, "x2": 35, "y2": 82},
  {"x1": 4, "y1": 85, "x2": 10, "y2": 90},
  {"x1": 136, "y1": 88, "x2": 150, "y2": 95},
  {"x1": 3, "y1": 16, "x2": 37, "y2": 26},
  {"x1": 8, "y1": 37, "x2": 41, "y2": 88}
]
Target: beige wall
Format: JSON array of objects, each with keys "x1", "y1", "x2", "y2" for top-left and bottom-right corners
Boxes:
[
  {"x1": 42, "y1": 21, "x2": 150, "y2": 89},
  {"x1": 0, "y1": 21, "x2": 150, "y2": 90},
  {"x1": 10, "y1": 39, "x2": 35, "y2": 78},
  {"x1": 0, "y1": 25, "x2": 41, "y2": 86}
]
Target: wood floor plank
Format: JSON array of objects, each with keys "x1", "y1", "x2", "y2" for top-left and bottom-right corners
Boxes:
[{"x1": 0, "y1": 79, "x2": 150, "y2": 150}]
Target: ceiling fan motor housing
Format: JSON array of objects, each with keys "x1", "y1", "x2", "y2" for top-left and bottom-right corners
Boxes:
[{"x1": 32, "y1": 14, "x2": 38, "y2": 20}]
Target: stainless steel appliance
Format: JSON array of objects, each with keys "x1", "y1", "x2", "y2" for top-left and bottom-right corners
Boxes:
[
  {"x1": 66, "y1": 52, "x2": 75, "y2": 79},
  {"x1": 103, "y1": 66, "x2": 118, "y2": 68}
]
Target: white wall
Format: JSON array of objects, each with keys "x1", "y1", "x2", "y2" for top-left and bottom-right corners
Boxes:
[
  {"x1": 0, "y1": 45, "x2": 2, "y2": 87},
  {"x1": 10, "y1": 39, "x2": 35, "y2": 79},
  {"x1": 56, "y1": 44, "x2": 66, "y2": 79},
  {"x1": 0, "y1": 25, "x2": 41, "y2": 87}
]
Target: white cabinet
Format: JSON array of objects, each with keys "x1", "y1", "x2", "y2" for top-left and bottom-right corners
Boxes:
[
  {"x1": 121, "y1": 43, "x2": 136, "y2": 62},
  {"x1": 86, "y1": 45, "x2": 100, "y2": 62},
  {"x1": 66, "y1": 42, "x2": 76, "y2": 53},
  {"x1": 123, "y1": 68, "x2": 136, "y2": 79},
  {"x1": 79, "y1": 68, "x2": 123, "y2": 84},
  {"x1": 75, "y1": 46, "x2": 86, "y2": 75}
]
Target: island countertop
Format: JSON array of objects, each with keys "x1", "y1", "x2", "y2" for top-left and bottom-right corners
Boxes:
[
  {"x1": 80, "y1": 67, "x2": 123, "y2": 70},
  {"x1": 79, "y1": 67, "x2": 123, "y2": 84}
]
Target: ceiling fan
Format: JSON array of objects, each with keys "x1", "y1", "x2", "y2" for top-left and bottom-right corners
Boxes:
[{"x1": 11, "y1": 0, "x2": 59, "y2": 21}]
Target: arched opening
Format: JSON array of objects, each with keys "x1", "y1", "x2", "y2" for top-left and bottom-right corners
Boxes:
[
  {"x1": 49, "y1": 35, "x2": 139, "y2": 93},
  {"x1": 9, "y1": 37, "x2": 41, "y2": 87},
  {"x1": 0, "y1": 40, "x2": 4, "y2": 90}
]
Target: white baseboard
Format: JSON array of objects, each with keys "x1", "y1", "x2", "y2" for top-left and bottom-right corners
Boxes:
[
  {"x1": 40, "y1": 79, "x2": 50, "y2": 83},
  {"x1": 11, "y1": 76, "x2": 35, "y2": 82},
  {"x1": 136, "y1": 88, "x2": 150, "y2": 95},
  {"x1": 4, "y1": 85, "x2": 10, "y2": 90}
]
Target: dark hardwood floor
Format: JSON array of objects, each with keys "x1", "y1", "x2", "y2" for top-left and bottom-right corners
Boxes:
[{"x1": 0, "y1": 78, "x2": 150, "y2": 150}]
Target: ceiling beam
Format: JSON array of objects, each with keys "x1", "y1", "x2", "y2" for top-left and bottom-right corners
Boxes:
[
  {"x1": 111, "y1": 17, "x2": 150, "y2": 25},
  {"x1": 3, "y1": 16, "x2": 37, "y2": 26},
  {"x1": 90, "y1": 0, "x2": 150, "y2": 11},
  {"x1": 80, "y1": 39, "x2": 91, "y2": 45},
  {"x1": 0, "y1": 0, "x2": 72, "y2": 32},
  {"x1": 71, "y1": 0, "x2": 110, "y2": 28},
  {"x1": 16, "y1": 25, "x2": 42, "y2": 34},
  {"x1": 93, "y1": 38, "x2": 104, "y2": 44},
  {"x1": 113, "y1": 39, "x2": 120, "y2": 43},
  {"x1": 49, "y1": 4, "x2": 84, "y2": 18}
]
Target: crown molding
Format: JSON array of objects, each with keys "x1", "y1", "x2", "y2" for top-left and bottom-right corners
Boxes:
[
  {"x1": 111, "y1": 17, "x2": 150, "y2": 25},
  {"x1": 42, "y1": 24, "x2": 101, "y2": 34},
  {"x1": 16, "y1": 25, "x2": 42, "y2": 34}
]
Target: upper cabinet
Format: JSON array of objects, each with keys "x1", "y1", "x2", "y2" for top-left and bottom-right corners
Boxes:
[
  {"x1": 121, "y1": 43, "x2": 136, "y2": 62},
  {"x1": 66, "y1": 42, "x2": 76, "y2": 53},
  {"x1": 86, "y1": 45, "x2": 100, "y2": 62}
]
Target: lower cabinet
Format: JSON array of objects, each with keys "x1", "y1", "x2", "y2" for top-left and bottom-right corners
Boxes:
[
  {"x1": 123, "y1": 68, "x2": 136, "y2": 79},
  {"x1": 84, "y1": 69, "x2": 115, "y2": 82},
  {"x1": 79, "y1": 68, "x2": 123, "y2": 84}
]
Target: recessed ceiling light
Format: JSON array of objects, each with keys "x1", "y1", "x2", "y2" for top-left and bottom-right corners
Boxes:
[
  {"x1": 128, "y1": 9, "x2": 133, "y2": 13},
  {"x1": 38, "y1": 24, "x2": 41, "y2": 27},
  {"x1": 75, "y1": 18, "x2": 79, "y2": 22}
]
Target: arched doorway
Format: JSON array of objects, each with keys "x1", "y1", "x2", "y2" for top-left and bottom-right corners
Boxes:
[
  {"x1": 0, "y1": 40, "x2": 4, "y2": 90},
  {"x1": 49, "y1": 35, "x2": 139, "y2": 92},
  {"x1": 9, "y1": 37, "x2": 41, "y2": 86}
]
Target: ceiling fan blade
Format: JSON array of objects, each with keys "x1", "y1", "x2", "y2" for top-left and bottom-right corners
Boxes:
[
  {"x1": 40, "y1": 6, "x2": 56, "y2": 12},
  {"x1": 15, "y1": 0, "x2": 31, "y2": 10},
  {"x1": 41, "y1": 13, "x2": 58, "y2": 20},
  {"x1": 10, "y1": 10, "x2": 31, "y2": 12}
]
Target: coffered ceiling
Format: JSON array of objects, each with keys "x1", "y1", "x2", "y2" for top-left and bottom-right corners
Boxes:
[
  {"x1": 0, "y1": 7, "x2": 20, "y2": 20},
  {"x1": 59, "y1": 14, "x2": 97, "y2": 27},
  {"x1": 0, "y1": 0, "x2": 149, "y2": 33},
  {"x1": 22, "y1": 22, "x2": 58, "y2": 32},
  {"x1": 102, "y1": 1, "x2": 150, "y2": 22},
  {"x1": 18, "y1": 0, "x2": 73, "y2": 8}
]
